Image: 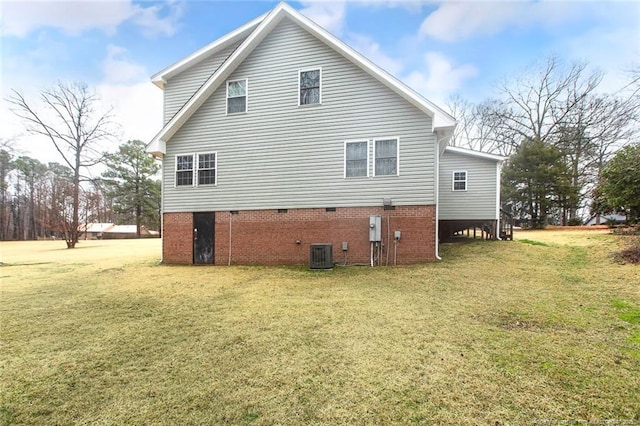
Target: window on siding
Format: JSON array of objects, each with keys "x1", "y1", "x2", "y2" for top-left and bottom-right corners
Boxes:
[
  {"x1": 227, "y1": 79, "x2": 247, "y2": 114},
  {"x1": 198, "y1": 153, "x2": 217, "y2": 185},
  {"x1": 374, "y1": 138, "x2": 398, "y2": 176},
  {"x1": 453, "y1": 171, "x2": 467, "y2": 191},
  {"x1": 345, "y1": 141, "x2": 369, "y2": 177},
  {"x1": 299, "y1": 69, "x2": 321, "y2": 105},
  {"x1": 175, "y1": 154, "x2": 194, "y2": 186}
]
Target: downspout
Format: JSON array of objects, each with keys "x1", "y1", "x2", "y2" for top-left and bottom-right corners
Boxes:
[
  {"x1": 434, "y1": 133, "x2": 443, "y2": 261},
  {"x1": 158, "y1": 153, "x2": 165, "y2": 263},
  {"x1": 496, "y1": 161, "x2": 502, "y2": 240}
]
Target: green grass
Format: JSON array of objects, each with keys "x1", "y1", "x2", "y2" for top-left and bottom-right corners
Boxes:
[{"x1": 1, "y1": 231, "x2": 639, "y2": 425}]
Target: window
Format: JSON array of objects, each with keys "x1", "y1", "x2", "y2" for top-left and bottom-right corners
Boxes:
[
  {"x1": 198, "y1": 153, "x2": 216, "y2": 185},
  {"x1": 374, "y1": 138, "x2": 398, "y2": 176},
  {"x1": 175, "y1": 153, "x2": 217, "y2": 187},
  {"x1": 453, "y1": 171, "x2": 467, "y2": 191},
  {"x1": 175, "y1": 154, "x2": 194, "y2": 186},
  {"x1": 227, "y1": 79, "x2": 247, "y2": 114},
  {"x1": 299, "y1": 68, "x2": 321, "y2": 105},
  {"x1": 345, "y1": 141, "x2": 368, "y2": 177}
]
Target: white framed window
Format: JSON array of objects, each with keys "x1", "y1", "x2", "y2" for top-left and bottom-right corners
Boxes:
[
  {"x1": 374, "y1": 138, "x2": 399, "y2": 176},
  {"x1": 175, "y1": 154, "x2": 194, "y2": 186},
  {"x1": 344, "y1": 140, "x2": 369, "y2": 178},
  {"x1": 197, "y1": 153, "x2": 217, "y2": 185},
  {"x1": 453, "y1": 171, "x2": 467, "y2": 191},
  {"x1": 227, "y1": 79, "x2": 247, "y2": 114},
  {"x1": 175, "y1": 153, "x2": 217, "y2": 187},
  {"x1": 299, "y1": 68, "x2": 321, "y2": 105}
]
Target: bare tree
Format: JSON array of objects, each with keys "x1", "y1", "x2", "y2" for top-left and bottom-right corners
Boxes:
[
  {"x1": 7, "y1": 82, "x2": 116, "y2": 247},
  {"x1": 491, "y1": 56, "x2": 604, "y2": 146}
]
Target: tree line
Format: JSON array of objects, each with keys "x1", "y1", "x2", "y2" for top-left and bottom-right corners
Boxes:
[
  {"x1": 4, "y1": 83, "x2": 161, "y2": 245},
  {"x1": 448, "y1": 56, "x2": 639, "y2": 227},
  {"x1": 0, "y1": 139, "x2": 160, "y2": 243}
]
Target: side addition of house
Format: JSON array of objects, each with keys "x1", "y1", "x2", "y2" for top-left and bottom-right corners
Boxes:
[{"x1": 147, "y1": 2, "x2": 503, "y2": 266}]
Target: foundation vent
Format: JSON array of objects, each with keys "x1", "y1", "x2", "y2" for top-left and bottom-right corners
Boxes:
[{"x1": 310, "y1": 244, "x2": 333, "y2": 269}]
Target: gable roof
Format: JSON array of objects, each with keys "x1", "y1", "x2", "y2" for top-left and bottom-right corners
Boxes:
[
  {"x1": 444, "y1": 146, "x2": 506, "y2": 162},
  {"x1": 147, "y1": 2, "x2": 457, "y2": 157}
]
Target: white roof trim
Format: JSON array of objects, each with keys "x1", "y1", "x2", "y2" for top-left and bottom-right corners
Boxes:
[
  {"x1": 147, "y1": 2, "x2": 456, "y2": 157},
  {"x1": 445, "y1": 146, "x2": 506, "y2": 162},
  {"x1": 151, "y1": 13, "x2": 268, "y2": 89}
]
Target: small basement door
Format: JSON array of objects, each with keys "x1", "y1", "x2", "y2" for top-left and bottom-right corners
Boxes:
[{"x1": 193, "y1": 212, "x2": 215, "y2": 264}]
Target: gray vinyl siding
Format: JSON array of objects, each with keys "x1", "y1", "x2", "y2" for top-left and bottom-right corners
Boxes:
[
  {"x1": 439, "y1": 150, "x2": 498, "y2": 220},
  {"x1": 163, "y1": 40, "x2": 244, "y2": 124},
  {"x1": 162, "y1": 18, "x2": 436, "y2": 213}
]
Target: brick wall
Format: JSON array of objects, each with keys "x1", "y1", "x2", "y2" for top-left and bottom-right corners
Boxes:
[
  {"x1": 162, "y1": 212, "x2": 193, "y2": 264},
  {"x1": 163, "y1": 205, "x2": 436, "y2": 266}
]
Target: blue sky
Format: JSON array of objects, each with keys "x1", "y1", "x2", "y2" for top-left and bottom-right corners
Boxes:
[{"x1": 1, "y1": 0, "x2": 639, "y2": 162}]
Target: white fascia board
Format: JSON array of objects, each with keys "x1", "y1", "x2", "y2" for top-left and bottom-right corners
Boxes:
[
  {"x1": 150, "y1": 13, "x2": 268, "y2": 89},
  {"x1": 445, "y1": 146, "x2": 506, "y2": 162},
  {"x1": 279, "y1": 2, "x2": 456, "y2": 130}
]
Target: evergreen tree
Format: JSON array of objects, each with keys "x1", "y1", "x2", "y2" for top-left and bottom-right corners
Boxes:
[
  {"x1": 599, "y1": 143, "x2": 640, "y2": 224},
  {"x1": 502, "y1": 138, "x2": 574, "y2": 228},
  {"x1": 102, "y1": 140, "x2": 161, "y2": 237}
]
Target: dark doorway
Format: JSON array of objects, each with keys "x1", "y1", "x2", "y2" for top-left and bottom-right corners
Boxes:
[{"x1": 193, "y1": 212, "x2": 215, "y2": 264}]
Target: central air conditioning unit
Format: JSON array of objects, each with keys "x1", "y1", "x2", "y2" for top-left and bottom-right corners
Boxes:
[{"x1": 310, "y1": 244, "x2": 333, "y2": 269}]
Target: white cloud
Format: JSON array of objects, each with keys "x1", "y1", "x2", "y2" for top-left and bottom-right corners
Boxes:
[
  {"x1": 560, "y1": 25, "x2": 640, "y2": 95},
  {"x1": 403, "y1": 52, "x2": 477, "y2": 104},
  {"x1": 299, "y1": 0, "x2": 347, "y2": 35},
  {"x1": 346, "y1": 33, "x2": 404, "y2": 76},
  {"x1": 131, "y1": 0, "x2": 185, "y2": 38},
  {"x1": 1, "y1": 0, "x2": 184, "y2": 38},
  {"x1": 102, "y1": 45, "x2": 148, "y2": 84},
  {"x1": 97, "y1": 45, "x2": 163, "y2": 143},
  {"x1": 419, "y1": 1, "x2": 583, "y2": 42},
  {"x1": 96, "y1": 81, "x2": 163, "y2": 144}
]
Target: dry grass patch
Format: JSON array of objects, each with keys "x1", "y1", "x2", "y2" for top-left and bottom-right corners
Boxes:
[{"x1": 1, "y1": 234, "x2": 639, "y2": 425}]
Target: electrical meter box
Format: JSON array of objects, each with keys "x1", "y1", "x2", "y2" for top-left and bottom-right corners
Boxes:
[{"x1": 369, "y1": 215, "x2": 381, "y2": 242}]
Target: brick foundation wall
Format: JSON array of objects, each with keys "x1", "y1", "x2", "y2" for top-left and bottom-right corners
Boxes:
[
  {"x1": 162, "y1": 212, "x2": 193, "y2": 264},
  {"x1": 162, "y1": 205, "x2": 436, "y2": 266}
]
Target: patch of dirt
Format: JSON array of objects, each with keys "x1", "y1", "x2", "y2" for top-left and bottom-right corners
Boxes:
[{"x1": 613, "y1": 245, "x2": 640, "y2": 265}]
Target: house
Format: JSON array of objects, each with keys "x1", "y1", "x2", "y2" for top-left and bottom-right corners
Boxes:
[
  {"x1": 584, "y1": 213, "x2": 626, "y2": 226},
  {"x1": 79, "y1": 223, "x2": 160, "y2": 239},
  {"x1": 79, "y1": 223, "x2": 115, "y2": 240},
  {"x1": 438, "y1": 146, "x2": 506, "y2": 240},
  {"x1": 147, "y1": 2, "x2": 504, "y2": 266},
  {"x1": 102, "y1": 225, "x2": 159, "y2": 239}
]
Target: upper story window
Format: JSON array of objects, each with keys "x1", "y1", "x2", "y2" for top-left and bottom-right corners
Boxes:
[
  {"x1": 175, "y1": 153, "x2": 217, "y2": 187},
  {"x1": 453, "y1": 171, "x2": 467, "y2": 191},
  {"x1": 299, "y1": 68, "x2": 321, "y2": 105},
  {"x1": 175, "y1": 154, "x2": 194, "y2": 186},
  {"x1": 345, "y1": 141, "x2": 369, "y2": 177},
  {"x1": 374, "y1": 138, "x2": 399, "y2": 176},
  {"x1": 227, "y1": 79, "x2": 247, "y2": 114},
  {"x1": 198, "y1": 153, "x2": 217, "y2": 185}
]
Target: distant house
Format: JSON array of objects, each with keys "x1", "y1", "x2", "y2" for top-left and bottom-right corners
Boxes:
[
  {"x1": 102, "y1": 225, "x2": 158, "y2": 239},
  {"x1": 79, "y1": 223, "x2": 159, "y2": 239},
  {"x1": 584, "y1": 213, "x2": 626, "y2": 226},
  {"x1": 146, "y1": 2, "x2": 504, "y2": 266},
  {"x1": 79, "y1": 223, "x2": 114, "y2": 240}
]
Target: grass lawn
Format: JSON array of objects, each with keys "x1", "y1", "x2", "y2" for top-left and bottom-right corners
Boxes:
[{"x1": 1, "y1": 231, "x2": 639, "y2": 425}]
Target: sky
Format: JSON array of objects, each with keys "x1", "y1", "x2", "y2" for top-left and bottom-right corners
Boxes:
[{"x1": 1, "y1": 0, "x2": 639, "y2": 163}]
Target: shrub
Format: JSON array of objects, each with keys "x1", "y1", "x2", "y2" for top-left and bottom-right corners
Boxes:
[{"x1": 567, "y1": 218, "x2": 583, "y2": 226}]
